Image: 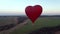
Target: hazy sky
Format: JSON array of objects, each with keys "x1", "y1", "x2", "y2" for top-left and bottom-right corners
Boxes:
[{"x1": 0, "y1": 0, "x2": 60, "y2": 15}]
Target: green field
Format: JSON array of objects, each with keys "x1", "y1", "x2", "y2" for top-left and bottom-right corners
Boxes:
[{"x1": 10, "y1": 17, "x2": 60, "y2": 34}]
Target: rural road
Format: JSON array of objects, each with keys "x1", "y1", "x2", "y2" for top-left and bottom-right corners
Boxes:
[{"x1": 0, "y1": 20, "x2": 28, "y2": 34}]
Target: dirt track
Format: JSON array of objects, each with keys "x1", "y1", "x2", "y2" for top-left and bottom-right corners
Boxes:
[{"x1": 0, "y1": 20, "x2": 28, "y2": 34}]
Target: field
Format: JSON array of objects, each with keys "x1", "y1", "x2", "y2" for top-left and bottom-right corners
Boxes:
[
  {"x1": 10, "y1": 17, "x2": 60, "y2": 34},
  {"x1": 0, "y1": 16, "x2": 27, "y2": 26},
  {"x1": 0, "y1": 16, "x2": 18, "y2": 26}
]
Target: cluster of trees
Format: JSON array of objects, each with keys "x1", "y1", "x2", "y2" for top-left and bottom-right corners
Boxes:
[
  {"x1": 29, "y1": 25, "x2": 60, "y2": 34},
  {"x1": 0, "y1": 24, "x2": 16, "y2": 31},
  {"x1": 17, "y1": 16, "x2": 28, "y2": 24}
]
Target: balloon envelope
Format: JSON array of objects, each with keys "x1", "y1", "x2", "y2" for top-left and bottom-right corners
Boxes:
[{"x1": 25, "y1": 5, "x2": 43, "y2": 23}]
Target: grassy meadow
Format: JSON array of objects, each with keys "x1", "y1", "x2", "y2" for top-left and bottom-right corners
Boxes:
[{"x1": 10, "y1": 17, "x2": 60, "y2": 34}]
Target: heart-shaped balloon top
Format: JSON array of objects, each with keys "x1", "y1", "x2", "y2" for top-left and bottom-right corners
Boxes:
[{"x1": 25, "y1": 5, "x2": 43, "y2": 23}]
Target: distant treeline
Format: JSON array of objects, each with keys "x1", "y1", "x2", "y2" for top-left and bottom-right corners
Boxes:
[
  {"x1": 40, "y1": 15, "x2": 60, "y2": 17},
  {"x1": 0, "y1": 15, "x2": 60, "y2": 17}
]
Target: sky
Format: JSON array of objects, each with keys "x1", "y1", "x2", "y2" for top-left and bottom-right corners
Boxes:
[{"x1": 0, "y1": 0, "x2": 60, "y2": 15}]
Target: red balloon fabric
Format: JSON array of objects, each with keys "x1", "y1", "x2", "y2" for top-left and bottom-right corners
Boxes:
[{"x1": 25, "y1": 5, "x2": 43, "y2": 23}]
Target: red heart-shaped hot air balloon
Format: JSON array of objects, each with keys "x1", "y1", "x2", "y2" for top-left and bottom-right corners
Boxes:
[{"x1": 25, "y1": 5, "x2": 43, "y2": 23}]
